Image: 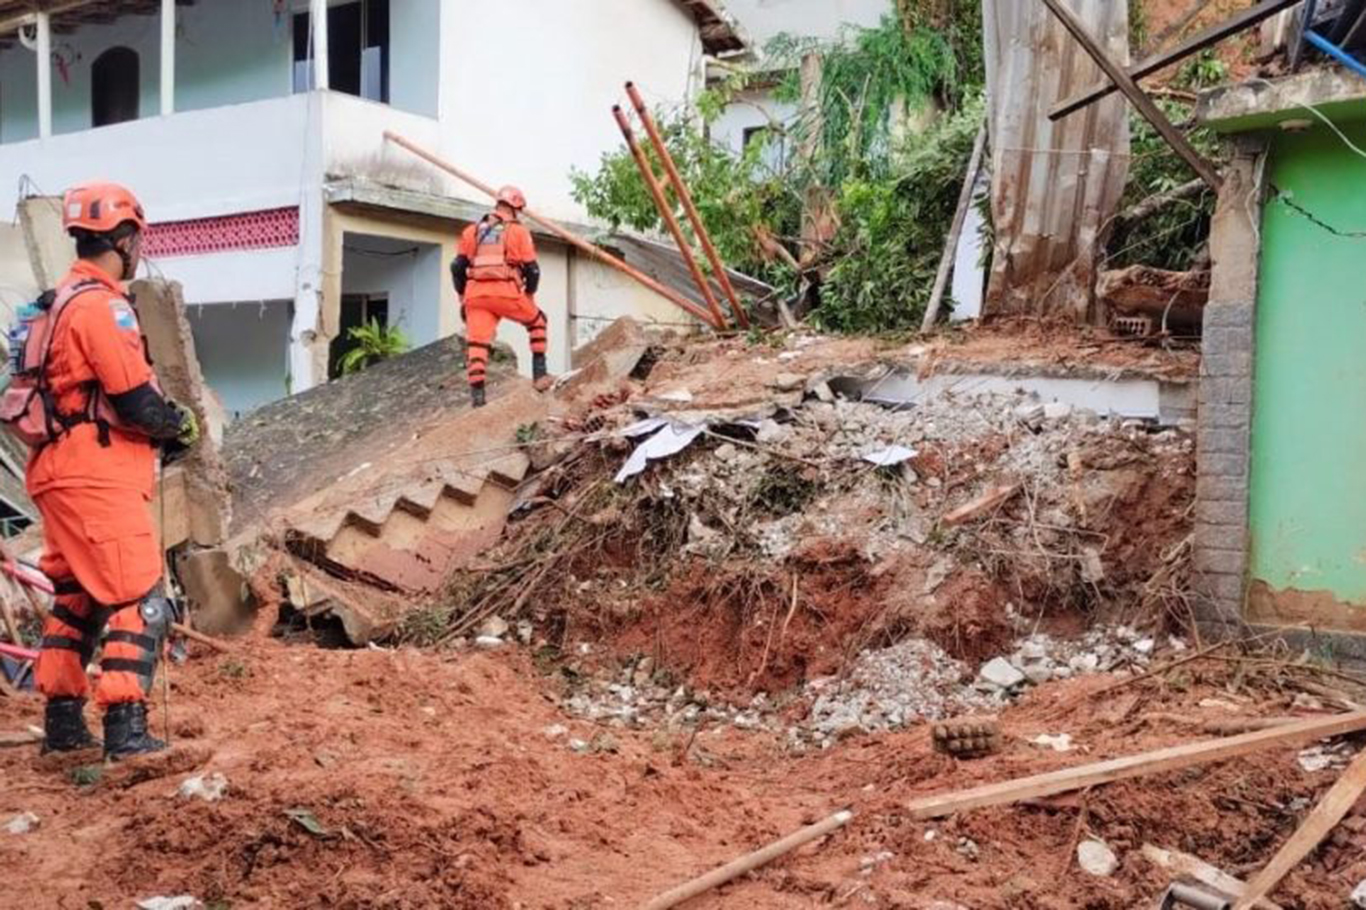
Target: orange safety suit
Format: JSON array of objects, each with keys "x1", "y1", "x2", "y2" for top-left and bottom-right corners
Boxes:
[
  {"x1": 30, "y1": 260, "x2": 164, "y2": 707},
  {"x1": 457, "y1": 214, "x2": 548, "y2": 386}
]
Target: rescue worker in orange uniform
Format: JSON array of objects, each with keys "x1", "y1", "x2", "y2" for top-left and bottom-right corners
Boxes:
[
  {"x1": 450, "y1": 186, "x2": 552, "y2": 407},
  {"x1": 31, "y1": 183, "x2": 199, "y2": 760}
]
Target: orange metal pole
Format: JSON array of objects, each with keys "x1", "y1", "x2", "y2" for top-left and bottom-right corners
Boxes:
[
  {"x1": 626, "y1": 81, "x2": 750, "y2": 328},
  {"x1": 612, "y1": 105, "x2": 729, "y2": 330},
  {"x1": 382, "y1": 131, "x2": 719, "y2": 329}
]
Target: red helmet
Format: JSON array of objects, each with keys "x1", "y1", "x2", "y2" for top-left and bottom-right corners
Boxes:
[
  {"x1": 63, "y1": 182, "x2": 147, "y2": 235},
  {"x1": 495, "y1": 185, "x2": 527, "y2": 211}
]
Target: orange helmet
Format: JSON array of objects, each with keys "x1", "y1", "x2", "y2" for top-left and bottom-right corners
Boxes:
[
  {"x1": 495, "y1": 185, "x2": 527, "y2": 211},
  {"x1": 63, "y1": 182, "x2": 147, "y2": 235}
]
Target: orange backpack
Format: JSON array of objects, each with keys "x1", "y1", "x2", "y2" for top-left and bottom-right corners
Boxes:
[
  {"x1": 468, "y1": 216, "x2": 523, "y2": 287},
  {"x1": 0, "y1": 281, "x2": 138, "y2": 449}
]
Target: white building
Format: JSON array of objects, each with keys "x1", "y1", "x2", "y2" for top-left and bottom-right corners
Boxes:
[
  {"x1": 0, "y1": 0, "x2": 744, "y2": 418},
  {"x1": 709, "y1": 0, "x2": 889, "y2": 160}
]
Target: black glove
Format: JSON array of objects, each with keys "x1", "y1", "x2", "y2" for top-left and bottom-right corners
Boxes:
[
  {"x1": 450, "y1": 255, "x2": 470, "y2": 295},
  {"x1": 521, "y1": 261, "x2": 541, "y2": 295}
]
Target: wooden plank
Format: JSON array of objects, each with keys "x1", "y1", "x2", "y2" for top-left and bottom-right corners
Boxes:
[
  {"x1": 921, "y1": 121, "x2": 989, "y2": 333},
  {"x1": 1142, "y1": 844, "x2": 1283, "y2": 910},
  {"x1": 943, "y1": 483, "x2": 1021, "y2": 527},
  {"x1": 906, "y1": 711, "x2": 1366, "y2": 820},
  {"x1": 1041, "y1": 0, "x2": 1223, "y2": 192},
  {"x1": 1050, "y1": 0, "x2": 1304, "y2": 121},
  {"x1": 1233, "y1": 748, "x2": 1366, "y2": 909}
]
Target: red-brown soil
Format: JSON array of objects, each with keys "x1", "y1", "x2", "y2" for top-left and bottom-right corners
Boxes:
[{"x1": 2, "y1": 636, "x2": 1362, "y2": 909}]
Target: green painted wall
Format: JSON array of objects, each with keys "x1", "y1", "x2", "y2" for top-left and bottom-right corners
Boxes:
[{"x1": 1249, "y1": 120, "x2": 1366, "y2": 602}]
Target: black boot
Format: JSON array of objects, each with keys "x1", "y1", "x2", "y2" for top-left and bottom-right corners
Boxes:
[
  {"x1": 42, "y1": 697, "x2": 101, "y2": 754},
  {"x1": 470, "y1": 383, "x2": 487, "y2": 408},
  {"x1": 532, "y1": 353, "x2": 548, "y2": 382},
  {"x1": 103, "y1": 702, "x2": 166, "y2": 761}
]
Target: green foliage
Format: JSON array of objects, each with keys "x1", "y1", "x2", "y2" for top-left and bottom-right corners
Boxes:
[
  {"x1": 1109, "y1": 102, "x2": 1226, "y2": 272},
  {"x1": 571, "y1": 111, "x2": 800, "y2": 285},
  {"x1": 1174, "y1": 49, "x2": 1230, "y2": 91},
  {"x1": 338, "y1": 319, "x2": 409, "y2": 376},
  {"x1": 818, "y1": 98, "x2": 985, "y2": 333}
]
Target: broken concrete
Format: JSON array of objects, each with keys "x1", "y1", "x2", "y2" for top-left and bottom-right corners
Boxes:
[{"x1": 132, "y1": 280, "x2": 232, "y2": 548}]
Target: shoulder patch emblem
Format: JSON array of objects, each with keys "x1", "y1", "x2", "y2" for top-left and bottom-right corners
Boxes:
[{"x1": 109, "y1": 301, "x2": 139, "y2": 332}]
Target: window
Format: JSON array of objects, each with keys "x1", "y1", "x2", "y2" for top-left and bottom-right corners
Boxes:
[
  {"x1": 742, "y1": 126, "x2": 770, "y2": 149},
  {"x1": 293, "y1": 0, "x2": 390, "y2": 103},
  {"x1": 92, "y1": 47, "x2": 140, "y2": 127}
]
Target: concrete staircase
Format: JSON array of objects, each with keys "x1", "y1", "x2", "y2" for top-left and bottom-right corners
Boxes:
[{"x1": 290, "y1": 450, "x2": 532, "y2": 593}]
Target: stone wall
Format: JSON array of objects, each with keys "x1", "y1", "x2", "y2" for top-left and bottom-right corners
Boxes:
[{"x1": 1192, "y1": 142, "x2": 1267, "y2": 627}]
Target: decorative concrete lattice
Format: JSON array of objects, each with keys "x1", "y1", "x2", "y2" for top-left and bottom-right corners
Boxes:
[{"x1": 143, "y1": 207, "x2": 300, "y2": 258}]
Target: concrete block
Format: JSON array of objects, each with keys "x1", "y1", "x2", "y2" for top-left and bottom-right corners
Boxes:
[
  {"x1": 1197, "y1": 521, "x2": 1249, "y2": 554},
  {"x1": 1201, "y1": 453, "x2": 1249, "y2": 479},
  {"x1": 1195, "y1": 498, "x2": 1247, "y2": 526},
  {"x1": 1196, "y1": 473, "x2": 1247, "y2": 503},
  {"x1": 1193, "y1": 547, "x2": 1248, "y2": 576},
  {"x1": 1199, "y1": 400, "x2": 1252, "y2": 431},
  {"x1": 1197, "y1": 427, "x2": 1249, "y2": 456},
  {"x1": 1193, "y1": 571, "x2": 1246, "y2": 602},
  {"x1": 1200, "y1": 376, "x2": 1252, "y2": 407},
  {"x1": 176, "y1": 547, "x2": 249, "y2": 635},
  {"x1": 1202, "y1": 302, "x2": 1255, "y2": 331},
  {"x1": 17, "y1": 196, "x2": 75, "y2": 290},
  {"x1": 1201, "y1": 350, "x2": 1253, "y2": 379}
]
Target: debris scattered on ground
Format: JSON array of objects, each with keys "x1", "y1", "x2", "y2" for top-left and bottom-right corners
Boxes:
[
  {"x1": 135, "y1": 897, "x2": 204, "y2": 910},
  {"x1": 1078, "y1": 838, "x2": 1120, "y2": 877},
  {"x1": 1030, "y1": 732, "x2": 1075, "y2": 752},
  {"x1": 4, "y1": 811, "x2": 38, "y2": 834},
  {"x1": 177, "y1": 772, "x2": 229, "y2": 802}
]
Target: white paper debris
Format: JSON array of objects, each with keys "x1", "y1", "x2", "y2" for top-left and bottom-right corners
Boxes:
[
  {"x1": 1029, "y1": 733, "x2": 1074, "y2": 752},
  {"x1": 136, "y1": 898, "x2": 203, "y2": 910},
  {"x1": 620, "y1": 417, "x2": 669, "y2": 439},
  {"x1": 178, "y1": 773, "x2": 229, "y2": 802},
  {"x1": 860, "y1": 446, "x2": 918, "y2": 467},
  {"x1": 5, "y1": 812, "x2": 39, "y2": 835},
  {"x1": 615, "y1": 423, "x2": 704, "y2": 483},
  {"x1": 1351, "y1": 879, "x2": 1366, "y2": 908},
  {"x1": 656, "y1": 389, "x2": 694, "y2": 403}
]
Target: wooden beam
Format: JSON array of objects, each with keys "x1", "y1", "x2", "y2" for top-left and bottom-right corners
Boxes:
[
  {"x1": 1041, "y1": 0, "x2": 1223, "y2": 192},
  {"x1": 0, "y1": 0, "x2": 99, "y2": 35},
  {"x1": 921, "y1": 120, "x2": 988, "y2": 333},
  {"x1": 1050, "y1": 0, "x2": 1303, "y2": 121},
  {"x1": 906, "y1": 711, "x2": 1366, "y2": 819},
  {"x1": 1233, "y1": 748, "x2": 1366, "y2": 909}
]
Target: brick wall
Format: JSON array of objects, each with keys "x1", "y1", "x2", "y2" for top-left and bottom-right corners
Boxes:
[{"x1": 1192, "y1": 144, "x2": 1267, "y2": 627}]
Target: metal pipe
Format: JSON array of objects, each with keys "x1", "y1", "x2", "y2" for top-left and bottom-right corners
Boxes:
[
  {"x1": 382, "y1": 131, "x2": 719, "y2": 328},
  {"x1": 625, "y1": 81, "x2": 751, "y2": 328},
  {"x1": 1304, "y1": 29, "x2": 1366, "y2": 80},
  {"x1": 612, "y1": 105, "x2": 728, "y2": 330}
]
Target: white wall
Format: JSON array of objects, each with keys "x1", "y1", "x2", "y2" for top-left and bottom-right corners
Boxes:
[
  {"x1": 341, "y1": 233, "x2": 443, "y2": 349},
  {"x1": 188, "y1": 299, "x2": 293, "y2": 417},
  {"x1": 440, "y1": 0, "x2": 705, "y2": 220},
  {"x1": 709, "y1": 87, "x2": 795, "y2": 161},
  {"x1": 0, "y1": 93, "x2": 317, "y2": 220},
  {"x1": 723, "y1": 0, "x2": 890, "y2": 47},
  {"x1": 149, "y1": 247, "x2": 301, "y2": 306},
  {"x1": 0, "y1": 1, "x2": 292, "y2": 143}
]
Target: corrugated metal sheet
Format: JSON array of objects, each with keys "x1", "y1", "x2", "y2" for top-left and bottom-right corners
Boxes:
[
  {"x1": 983, "y1": 0, "x2": 1131, "y2": 320},
  {"x1": 611, "y1": 232, "x2": 772, "y2": 313}
]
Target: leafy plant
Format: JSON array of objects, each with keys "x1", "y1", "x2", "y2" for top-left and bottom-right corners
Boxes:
[
  {"x1": 338, "y1": 319, "x2": 409, "y2": 376},
  {"x1": 818, "y1": 97, "x2": 986, "y2": 332},
  {"x1": 1175, "y1": 49, "x2": 1230, "y2": 91},
  {"x1": 1107, "y1": 102, "x2": 1226, "y2": 272}
]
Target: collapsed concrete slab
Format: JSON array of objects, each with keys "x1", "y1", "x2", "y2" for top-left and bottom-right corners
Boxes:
[{"x1": 226, "y1": 318, "x2": 653, "y2": 644}]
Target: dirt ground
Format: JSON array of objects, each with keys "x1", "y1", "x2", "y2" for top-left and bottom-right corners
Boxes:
[{"x1": 2, "y1": 634, "x2": 1364, "y2": 910}]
